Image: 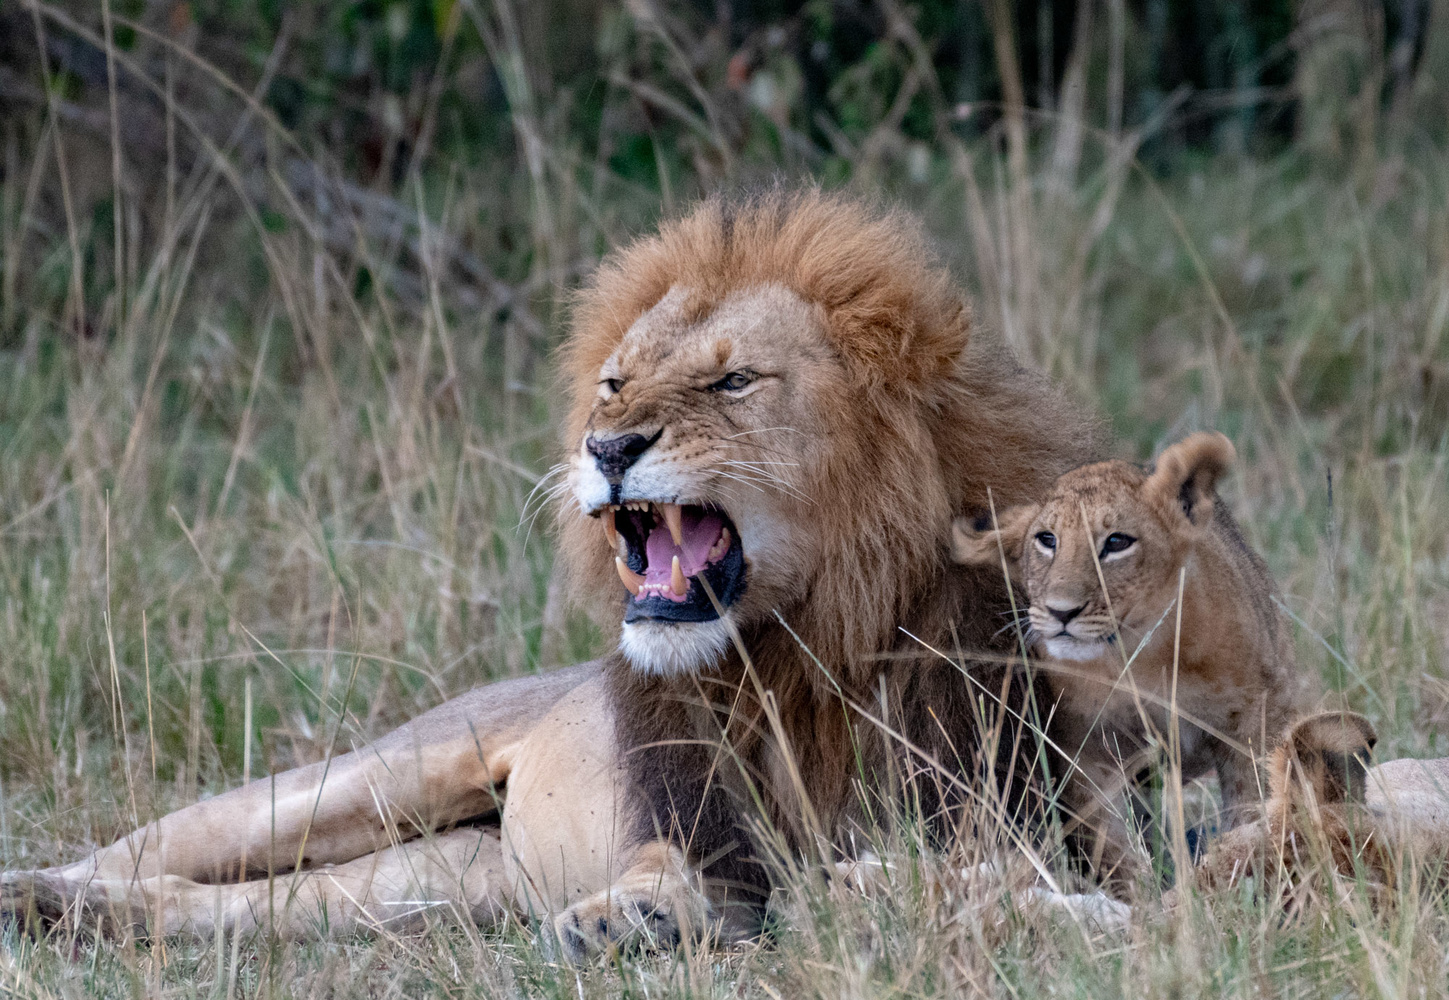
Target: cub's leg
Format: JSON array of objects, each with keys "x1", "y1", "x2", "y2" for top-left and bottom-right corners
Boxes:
[
  {"x1": 3, "y1": 665, "x2": 597, "y2": 925},
  {"x1": 6, "y1": 827, "x2": 514, "y2": 939},
  {"x1": 1060, "y1": 761, "x2": 1150, "y2": 895},
  {"x1": 1212, "y1": 740, "x2": 1261, "y2": 831},
  {"x1": 1050, "y1": 710, "x2": 1152, "y2": 894}
]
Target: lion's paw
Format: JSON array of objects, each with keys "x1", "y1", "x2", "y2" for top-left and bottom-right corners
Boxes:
[{"x1": 554, "y1": 889, "x2": 683, "y2": 961}]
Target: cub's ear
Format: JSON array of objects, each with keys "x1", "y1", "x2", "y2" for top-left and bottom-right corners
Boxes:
[
  {"x1": 1270, "y1": 711, "x2": 1377, "y2": 805},
  {"x1": 951, "y1": 504, "x2": 1038, "y2": 578},
  {"x1": 1145, "y1": 431, "x2": 1235, "y2": 528}
]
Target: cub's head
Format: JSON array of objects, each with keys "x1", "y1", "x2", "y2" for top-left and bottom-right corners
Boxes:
[
  {"x1": 557, "y1": 190, "x2": 1085, "y2": 678},
  {"x1": 1269, "y1": 711, "x2": 1377, "y2": 808},
  {"x1": 951, "y1": 432, "x2": 1235, "y2": 663}
]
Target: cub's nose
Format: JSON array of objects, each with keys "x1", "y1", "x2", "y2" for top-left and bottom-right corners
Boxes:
[
  {"x1": 586, "y1": 430, "x2": 660, "y2": 482},
  {"x1": 1045, "y1": 601, "x2": 1086, "y2": 626}
]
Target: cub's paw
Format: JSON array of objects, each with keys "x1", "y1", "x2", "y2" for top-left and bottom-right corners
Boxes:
[{"x1": 554, "y1": 890, "x2": 682, "y2": 961}]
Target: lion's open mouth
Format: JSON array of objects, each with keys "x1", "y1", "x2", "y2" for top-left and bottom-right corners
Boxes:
[{"x1": 600, "y1": 502, "x2": 746, "y2": 623}]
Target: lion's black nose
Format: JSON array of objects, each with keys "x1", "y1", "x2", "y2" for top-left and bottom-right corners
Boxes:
[
  {"x1": 1046, "y1": 602, "x2": 1086, "y2": 625},
  {"x1": 586, "y1": 430, "x2": 660, "y2": 482}
]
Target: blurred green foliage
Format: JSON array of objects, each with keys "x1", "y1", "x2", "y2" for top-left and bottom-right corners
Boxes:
[{"x1": 94, "y1": 0, "x2": 1420, "y2": 182}]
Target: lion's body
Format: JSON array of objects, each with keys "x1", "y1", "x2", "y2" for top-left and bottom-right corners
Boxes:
[
  {"x1": 1194, "y1": 712, "x2": 1449, "y2": 907},
  {"x1": 952, "y1": 433, "x2": 1313, "y2": 886},
  {"x1": 552, "y1": 190, "x2": 1092, "y2": 948},
  {"x1": 3, "y1": 191, "x2": 1093, "y2": 953}
]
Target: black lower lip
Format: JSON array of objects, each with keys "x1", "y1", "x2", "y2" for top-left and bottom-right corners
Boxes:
[{"x1": 623, "y1": 519, "x2": 747, "y2": 625}]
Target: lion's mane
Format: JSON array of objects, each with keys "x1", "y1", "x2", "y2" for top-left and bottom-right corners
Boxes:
[{"x1": 554, "y1": 189, "x2": 1094, "y2": 914}]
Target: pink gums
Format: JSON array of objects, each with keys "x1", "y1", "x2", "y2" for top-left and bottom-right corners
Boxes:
[{"x1": 638, "y1": 510, "x2": 726, "y2": 602}]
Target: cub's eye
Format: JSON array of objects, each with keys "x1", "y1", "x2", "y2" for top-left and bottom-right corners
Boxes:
[
  {"x1": 1034, "y1": 531, "x2": 1057, "y2": 553},
  {"x1": 600, "y1": 377, "x2": 625, "y2": 394},
  {"x1": 710, "y1": 370, "x2": 755, "y2": 393},
  {"x1": 1100, "y1": 532, "x2": 1137, "y2": 556}
]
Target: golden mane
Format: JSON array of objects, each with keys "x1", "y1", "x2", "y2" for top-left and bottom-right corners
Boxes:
[
  {"x1": 557, "y1": 188, "x2": 1092, "y2": 682},
  {"x1": 563, "y1": 189, "x2": 969, "y2": 396}
]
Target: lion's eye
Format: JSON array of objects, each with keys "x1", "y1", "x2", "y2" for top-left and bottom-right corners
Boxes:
[
  {"x1": 710, "y1": 371, "x2": 755, "y2": 393},
  {"x1": 1100, "y1": 532, "x2": 1137, "y2": 556},
  {"x1": 600, "y1": 377, "x2": 625, "y2": 394},
  {"x1": 1034, "y1": 531, "x2": 1057, "y2": 553}
]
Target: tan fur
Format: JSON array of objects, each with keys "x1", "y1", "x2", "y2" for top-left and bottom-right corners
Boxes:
[
  {"x1": 3, "y1": 192, "x2": 1090, "y2": 957},
  {"x1": 551, "y1": 189, "x2": 1093, "y2": 954},
  {"x1": 952, "y1": 432, "x2": 1312, "y2": 888},
  {"x1": 559, "y1": 189, "x2": 1089, "y2": 677},
  {"x1": 2, "y1": 666, "x2": 602, "y2": 938},
  {"x1": 1192, "y1": 711, "x2": 1449, "y2": 910}
]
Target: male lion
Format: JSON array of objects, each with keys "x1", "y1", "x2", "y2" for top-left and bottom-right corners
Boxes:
[{"x1": 2, "y1": 190, "x2": 1091, "y2": 955}]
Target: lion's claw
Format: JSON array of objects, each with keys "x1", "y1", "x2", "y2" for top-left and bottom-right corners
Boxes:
[{"x1": 555, "y1": 892, "x2": 682, "y2": 961}]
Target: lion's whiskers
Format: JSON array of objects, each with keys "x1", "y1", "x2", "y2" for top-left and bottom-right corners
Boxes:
[
  {"x1": 716, "y1": 462, "x2": 814, "y2": 504},
  {"x1": 721, "y1": 426, "x2": 803, "y2": 440}
]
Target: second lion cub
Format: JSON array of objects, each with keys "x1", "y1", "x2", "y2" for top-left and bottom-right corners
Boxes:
[{"x1": 953, "y1": 432, "x2": 1313, "y2": 887}]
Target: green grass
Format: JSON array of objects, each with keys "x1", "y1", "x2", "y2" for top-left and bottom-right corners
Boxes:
[{"x1": 3, "y1": 5, "x2": 1449, "y2": 997}]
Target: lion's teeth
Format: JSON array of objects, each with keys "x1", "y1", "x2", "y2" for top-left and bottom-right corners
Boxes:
[
  {"x1": 671, "y1": 555, "x2": 687, "y2": 597},
  {"x1": 707, "y1": 526, "x2": 731, "y2": 562},
  {"x1": 602, "y1": 507, "x2": 619, "y2": 551},
  {"x1": 615, "y1": 557, "x2": 643, "y2": 596},
  {"x1": 662, "y1": 503, "x2": 684, "y2": 546}
]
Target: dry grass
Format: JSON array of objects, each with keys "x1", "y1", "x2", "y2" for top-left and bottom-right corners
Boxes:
[{"x1": 2, "y1": 1, "x2": 1449, "y2": 996}]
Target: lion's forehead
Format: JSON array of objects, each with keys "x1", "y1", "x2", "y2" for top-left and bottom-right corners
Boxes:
[
  {"x1": 1034, "y1": 496, "x2": 1129, "y2": 542},
  {"x1": 1033, "y1": 470, "x2": 1168, "y2": 541},
  {"x1": 609, "y1": 283, "x2": 823, "y2": 374},
  {"x1": 1026, "y1": 489, "x2": 1173, "y2": 604}
]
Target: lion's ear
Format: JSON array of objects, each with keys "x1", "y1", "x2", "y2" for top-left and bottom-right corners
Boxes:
[
  {"x1": 951, "y1": 504, "x2": 1037, "y2": 579},
  {"x1": 1270, "y1": 711, "x2": 1378, "y2": 805},
  {"x1": 1145, "y1": 432, "x2": 1235, "y2": 529}
]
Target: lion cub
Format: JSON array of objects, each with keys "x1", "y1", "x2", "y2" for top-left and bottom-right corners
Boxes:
[
  {"x1": 952, "y1": 432, "x2": 1312, "y2": 887},
  {"x1": 1195, "y1": 711, "x2": 1449, "y2": 905}
]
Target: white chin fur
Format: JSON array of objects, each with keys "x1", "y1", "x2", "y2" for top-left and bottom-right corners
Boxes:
[
  {"x1": 1043, "y1": 637, "x2": 1112, "y2": 662},
  {"x1": 620, "y1": 618, "x2": 733, "y2": 676}
]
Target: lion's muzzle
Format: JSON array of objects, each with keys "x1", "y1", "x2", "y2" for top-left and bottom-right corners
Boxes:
[{"x1": 586, "y1": 431, "x2": 662, "y2": 490}]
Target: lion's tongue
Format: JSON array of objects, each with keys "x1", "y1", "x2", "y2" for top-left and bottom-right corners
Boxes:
[{"x1": 643, "y1": 510, "x2": 725, "y2": 595}]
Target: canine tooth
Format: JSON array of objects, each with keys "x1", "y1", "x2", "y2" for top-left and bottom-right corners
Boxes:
[
  {"x1": 602, "y1": 507, "x2": 619, "y2": 550},
  {"x1": 671, "y1": 555, "x2": 688, "y2": 597},
  {"x1": 615, "y1": 557, "x2": 643, "y2": 596},
  {"x1": 662, "y1": 503, "x2": 684, "y2": 546}
]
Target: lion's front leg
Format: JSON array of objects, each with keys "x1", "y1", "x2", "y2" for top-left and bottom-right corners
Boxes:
[
  {"x1": 2, "y1": 666, "x2": 596, "y2": 927},
  {"x1": 553, "y1": 842, "x2": 714, "y2": 960},
  {"x1": 5, "y1": 827, "x2": 516, "y2": 940}
]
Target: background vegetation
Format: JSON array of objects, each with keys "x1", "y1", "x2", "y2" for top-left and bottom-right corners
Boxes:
[{"x1": 1, "y1": 0, "x2": 1448, "y2": 995}]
